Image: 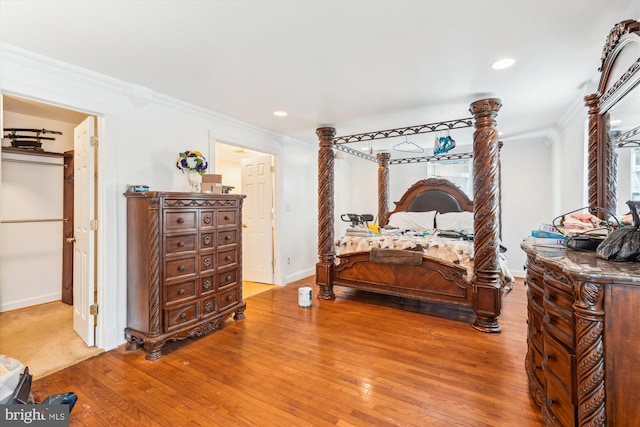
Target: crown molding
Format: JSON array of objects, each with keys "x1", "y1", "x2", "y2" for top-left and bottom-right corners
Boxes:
[{"x1": 0, "y1": 42, "x2": 314, "y2": 149}]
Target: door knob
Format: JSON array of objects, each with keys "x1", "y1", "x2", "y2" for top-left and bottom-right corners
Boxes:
[
  {"x1": 66, "y1": 237, "x2": 76, "y2": 243},
  {"x1": 242, "y1": 224, "x2": 247, "y2": 228}
]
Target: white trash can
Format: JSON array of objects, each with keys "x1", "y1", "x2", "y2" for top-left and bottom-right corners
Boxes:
[
  {"x1": 298, "y1": 286, "x2": 312, "y2": 307},
  {"x1": 0, "y1": 355, "x2": 25, "y2": 404}
]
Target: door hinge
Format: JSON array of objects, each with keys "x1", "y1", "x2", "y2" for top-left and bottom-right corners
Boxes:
[
  {"x1": 270, "y1": 165, "x2": 275, "y2": 173},
  {"x1": 272, "y1": 259, "x2": 276, "y2": 267},
  {"x1": 90, "y1": 219, "x2": 99, "y2": 230},
  {"x1": 90, "y1": 136, "x2": 99, "y2": 147},
  {"x1": 90, "y1": 304, "x2": 99, "y2": 315}
]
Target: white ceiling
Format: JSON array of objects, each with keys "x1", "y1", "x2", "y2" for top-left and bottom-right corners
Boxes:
[{"x1": 1, "y1": 0, "x2": 638, "y2": 151}]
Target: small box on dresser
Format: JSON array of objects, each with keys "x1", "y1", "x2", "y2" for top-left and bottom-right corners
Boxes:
[{"x1": 124, "y1": 191, "x2": 246, "y2": 360}]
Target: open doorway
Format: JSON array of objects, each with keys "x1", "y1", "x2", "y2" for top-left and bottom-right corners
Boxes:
[
  {"x1": 214, "y1": 142, "x2": 277, "y2": 297},
  {"x1": 0, "y1": 95, "x2": 102, "y2": 377}
]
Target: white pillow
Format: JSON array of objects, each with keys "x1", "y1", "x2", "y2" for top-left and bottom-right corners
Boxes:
[
  {"x1": 387, "y1": 211, "x2": 437, "y2": 231},
  {"x1": 436, "y1": 211, "x2": 474, "y2": 232}
]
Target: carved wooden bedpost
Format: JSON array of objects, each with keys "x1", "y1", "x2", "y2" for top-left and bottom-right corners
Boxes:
[
  {"x1": 377, "y1": 152, "x2": 391, "y2": 227},
  {"x1": 316, "y1": 127, "x2": 337, "y2": 299},
  {"x1": 470, "y1": 98, "x2": 502, "y2": 333}
]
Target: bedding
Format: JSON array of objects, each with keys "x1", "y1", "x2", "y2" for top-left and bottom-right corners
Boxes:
[
  {"x1": 387, "y1": 211, "x2": 437, "y2": 231},
  {"x1": 435, "y1": 211, "x2": 474, "y2": 232}
]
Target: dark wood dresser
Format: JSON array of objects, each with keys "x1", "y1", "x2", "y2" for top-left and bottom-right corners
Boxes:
[
  {"x1": 124, "y1": 191, "x2": 246, "y2": 360},
  {"x1": 522, "y1": 242, "x2": 640, "y2": 426}
]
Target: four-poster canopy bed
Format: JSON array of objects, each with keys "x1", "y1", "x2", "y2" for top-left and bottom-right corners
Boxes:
[{"x1": 316, "y1": 97, "x2": 505, "y2": 332}]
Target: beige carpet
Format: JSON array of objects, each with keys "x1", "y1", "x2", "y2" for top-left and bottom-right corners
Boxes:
[
  {"x1": 0, "y1": 282, "x2": 277, "y2": 379},
  {"x1": 0, "y1": 301, "x2": 103, "y2": 379}
]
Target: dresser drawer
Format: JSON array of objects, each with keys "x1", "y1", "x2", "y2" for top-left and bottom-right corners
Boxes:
[
  {"x1": 165, "y1": 302, "x2": 198, "y2": 331},
  {"x1": 218, "y1": 248, "x2": 237, "y2": 268},
  {"x1": 543, "y1": 295, "x2": 574, "y2": 347},
  {"x1": 542, "y1": 333, "x2": 574, "y2": 396},
  {"x1": 200, "y1": 275, "x2": 216, "y2": 295},
  {"x1": 201, "y1": 297, "x2": 218, "y2": 317},
  {"x1": 200, "y1": 232, "x2": 215, "y2": 251},
  {"x1": 164, "y1": 279, "x2": 197, "y2": 306},
  {"x1": 219, "y1": 287, "x2": 239, "y2": 310},
  {"x1": 165, "y1": 257, "x2": 196, "y2": 281},
  {"x1": 218, "y1": 230, "x2": 237, "y2": 246},
  {"x1": 545, "y1": 281, "x2": 573, "y2": 312},
  {"x1": 528, "y1": 303, "x2": 544, "y2": 352},
  {"x1": 545, "y1": 372, "x2": 576, "y2": 427},
  {"x1": 217, "y1": 209, "x2": 238, "y2": 227},
  {"x1": 164, "y1": 234, "x2": 197, "y2": 255},
  {"x1": 529, "y1": 346, "x2": 545, "y2": 392},
  {"x1": 200, "y1": 210, "x2": 215, "y2": 228},
  {"x1": 218, "y1": 268, "x2": 238, "y2": 289},
  {"x1": 527, "y1": 277, "x2": 544, "y2": 312},
  {"x1": 165, "y1": 210, "x2": 197, "y2": 232}
]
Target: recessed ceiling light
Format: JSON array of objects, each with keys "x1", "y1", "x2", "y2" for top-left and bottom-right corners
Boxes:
[
  {"x1": 273, "y1": 110, "x2": 288, "y2": 117},
  {"x1": 491, "y1": 58, "x2": 515, "y2": 70}
]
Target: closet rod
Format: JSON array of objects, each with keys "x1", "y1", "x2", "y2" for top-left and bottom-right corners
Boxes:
[
  {"x1": 1, "y1": 218, "x2": 68, "y2": 224},
  {"x1": 1, "y1": 158, "x2": 67, "y2": 168}
]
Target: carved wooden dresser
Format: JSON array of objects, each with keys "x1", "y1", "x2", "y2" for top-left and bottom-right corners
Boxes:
[
  {"x1": 522, "y1": 242, "x2": 640, "y2": 426},
  {"x1": 124, "y1": 191, "x2": 246, "y2": 360}
]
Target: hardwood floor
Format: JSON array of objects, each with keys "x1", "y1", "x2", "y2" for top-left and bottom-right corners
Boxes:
[{"x1": 32, "y1": 277, "x2": 543, "y2": 426}]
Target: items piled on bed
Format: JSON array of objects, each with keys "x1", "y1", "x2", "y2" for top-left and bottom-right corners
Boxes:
[{"x1": 335, "y1": 208, "x2": 514, "y2": 292}]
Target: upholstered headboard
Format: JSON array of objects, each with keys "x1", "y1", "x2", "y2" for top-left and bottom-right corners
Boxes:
[{"x1": 389, "y1": 178, "x2": 473, "y2": 216}]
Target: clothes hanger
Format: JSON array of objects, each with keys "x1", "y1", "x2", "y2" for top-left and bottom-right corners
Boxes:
[{"x1": 393, "y1": 136, "x2": 424, "y2": 153}]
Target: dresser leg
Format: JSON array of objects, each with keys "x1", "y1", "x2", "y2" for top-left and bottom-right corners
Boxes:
[
  {"x1": 144, "y1": 343, "x2": 164, "y2": 361},
  {"x1": 234, "y1": 307, "x2": 246, "y2": 320}
]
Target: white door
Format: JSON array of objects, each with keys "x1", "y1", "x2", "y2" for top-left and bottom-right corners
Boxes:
[
  {"x1": 73, "y1": 116, "x2": 95, "y2": 346},
  {"x1": 241, "y1": 155, "x2": 274, "y2": 283}
]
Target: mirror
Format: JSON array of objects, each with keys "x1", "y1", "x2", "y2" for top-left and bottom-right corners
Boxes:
[
  {"x1": 610, "y1": 80, "x2": 640, "y2": 216},
  {"x1": 586, "y1": 19, "x2": 640, "y2": 218}
]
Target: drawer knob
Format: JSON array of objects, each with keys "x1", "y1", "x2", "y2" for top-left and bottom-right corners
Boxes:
[
  {"x1": 226, "y1": 255, "x2": 231, "y2": 261},
  {"x1": 179, "y1": 265, "x2": 186, "y2": 272},
  {"x1": 224, "y1": 216, "x2": 230, "y2": 220},
  {"x1": 225, "y1": 236, "x2": 231, "y2": 240},
  {"x1": 180, "y1": 312, "x2": 186, "y2": 319},
  {"x1": 178, "y1": 241, "x2": 185, "y2": 247},
  {"x1": 178, "y1": 217, "x2": 185, "y2": 224},
  {"x1": 226, "y1": 275, "x2": 232, "y2": 282},
  {"x1": 178, "y1": 288, "x2": 185, "y2": 295},
  {"x1": 227, "y1": 295, "x2": 233, "y2": 301}
]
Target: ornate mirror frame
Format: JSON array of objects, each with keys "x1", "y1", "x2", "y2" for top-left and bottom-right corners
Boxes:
[{"x1": 585, "y1": 19, "x2": 640, "y2": 216}]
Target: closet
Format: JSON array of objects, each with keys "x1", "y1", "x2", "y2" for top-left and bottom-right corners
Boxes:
[{"x1": 0, "y1": 95, "x2": 89, "y2": 313}]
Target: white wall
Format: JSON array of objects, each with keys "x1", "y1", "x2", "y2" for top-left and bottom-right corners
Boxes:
[
  {"x1": 280, "y1": 138, "x2": 317, "y2": 282},
  {"x1": 0, "y1": 43, "x2": 318, "y2": 351},
  {"x1": 499, "y1": 136, "x2": 554, "y2": 277},
  {"x1": 558, "y1": 100, "x2": 590, "y2": 213}
]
